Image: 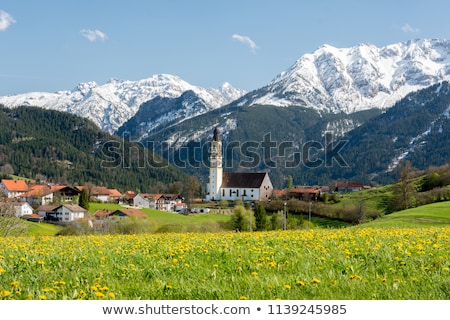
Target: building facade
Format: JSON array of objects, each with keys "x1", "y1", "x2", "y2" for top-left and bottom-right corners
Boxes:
[{"x1": 205, "y1": 127, "x2": 273, "y2": 202}]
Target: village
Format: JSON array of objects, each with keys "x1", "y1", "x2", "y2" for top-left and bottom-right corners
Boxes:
[
  {"x1": 0, "y1": 178, "x2": 188, "y2": 224},
  {"x1": 0, "y1": 127, "x2": 369, "y2": 228}
]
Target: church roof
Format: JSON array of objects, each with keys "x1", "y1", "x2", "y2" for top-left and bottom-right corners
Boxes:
[{"x1": 221, "y1": 172, "x2": 268, "y2": 188}]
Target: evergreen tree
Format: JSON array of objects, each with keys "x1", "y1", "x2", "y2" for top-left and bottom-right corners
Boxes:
[
  {"x1": 232, "y1": 205, "x2": 246, "y2": 231},
  {"x1": 79, "y1": 188, "x2": 90, "y2": 210},
  {"x1": 254, "y1": 204, "x2": 267, "y2": 231}
]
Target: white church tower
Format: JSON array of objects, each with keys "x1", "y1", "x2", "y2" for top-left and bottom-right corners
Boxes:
[{"x1": 206, "y1": 127, "x2": 223, "y2": 201}]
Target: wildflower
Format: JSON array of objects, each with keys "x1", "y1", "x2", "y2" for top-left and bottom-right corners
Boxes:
[
  {"x1": 108, "y1": 292, "x2": 116, "y2": 298},
  {"x1": 239, "y1": 296, "x2": 247, "y2": 300},
  {"x1": 311, "y1": 278, "x2": 320, "y2": 284},
  {"x1": 284, "y1": 284, "x2": 291, "y2": 289},
  {"x1": 296, "y1": 280, "x2": 305, "y2": 286},
  {"x1": 39, "y1": 295, "x2": 47, "y2": 300},
  {"x1": 0, "y1": 267, "x2": 5, "y2": 273},
  {"x1": 165, "y1": 285, "x2": 172, "y2": 289},
  {"x1": 11, "y1": 281, "x2": 19, "y2": 289},
  {"x1": 95, "y1": 292, "x2": 105, "y2": 297},
  {"x1": 251, "y1": 271, "x2": 258, "y2": 276}
]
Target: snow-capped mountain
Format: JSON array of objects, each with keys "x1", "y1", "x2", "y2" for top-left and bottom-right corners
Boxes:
[
  {"x1": 0, "y1": 74, "x2": 246, "y2": 133},
  {"x1": 235, "y1": 39, "x2": 450, "y2": 113}
]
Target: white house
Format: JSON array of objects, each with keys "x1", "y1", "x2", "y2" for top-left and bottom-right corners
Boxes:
[
  {"x1": 13, "y1": 202, "x2": 34, "y2": 217},
  {"x1": 0, "y1": 179, "x2": 29, "y2": 198},
  {"x1": 133, "y1": 193, "x2": 154, "y2": 208},
  {"x1": 205, "y1": 127, "x2": 274, "y2": 202},
  {"x1": 43, "y1": 204, "x2": 86, "y2": 222}
]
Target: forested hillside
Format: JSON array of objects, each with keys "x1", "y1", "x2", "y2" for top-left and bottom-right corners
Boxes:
[{"x1": 0, "y1": 105, "x2": 188, "y2": 192}]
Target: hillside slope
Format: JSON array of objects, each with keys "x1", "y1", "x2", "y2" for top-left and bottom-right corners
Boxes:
[{"x1": 0, "y1": 105, "x2": 187, "y2": 191}]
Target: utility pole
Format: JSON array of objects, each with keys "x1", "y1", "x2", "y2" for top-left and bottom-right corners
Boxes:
[
  {"x1": 283, "y1": 202, "x2": 287, "y2": 230},
  {"x1": 309, "y1": 201, "x2": 312, "y2": 222},
  {"x1": 250, "y1": 202, "x2": 254, "y2": 232}
]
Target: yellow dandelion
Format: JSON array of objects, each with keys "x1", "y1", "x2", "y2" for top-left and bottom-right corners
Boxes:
[
  {"x1": 166, "y1": 284, "x2": 173, "y2": 289},
  {"x1": 311, "y1": 278, "x2": 321, "y2": 284},
  {"x1": 296, "y1": 280, "x2": 305, "y2": 286},
  {"x1": 39, "y1": 295, "x2": 47, "y2": 300},
  {"x1": 95, "y1": 291, "x2": 105, "y2": 297},
  {"x1": 251, "y1": 271, "x2": 258, "y2": 276},
  {"x1": 239, "y1": 296, "x2": 247, "y2": 300},
  {"x1": 20, "y1": 257, "x2": 27, "y2": 262},
  {"x1": 0, "y1": 267, "x2": 5, "y2": 273},
  {"x1": 11, "y1": 281, "x2": 19, "y2": 288},
  {"x1": 108, "y1": 292, "x2": 116, "y2": 298},
  {"x1": 213, "y1": 264, "x2": 219, "y2": 268},
  {"x1": 284, "y1": 284, "x2": 291, "y2": 289}
]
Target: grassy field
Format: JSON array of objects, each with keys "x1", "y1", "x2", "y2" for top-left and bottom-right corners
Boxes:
[
  {"x1": 88, "y1": 202, "x2": 231, "y2": 233},
  {"x1": 361, "y1": 201, "x2": 450, "y2": 228},
  {"x1": 0, "y1": 227, "x2": 448, "y2": 300}
]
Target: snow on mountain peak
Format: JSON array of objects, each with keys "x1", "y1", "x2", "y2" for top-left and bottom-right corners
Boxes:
[
  {"x1": 247, "y1": 38, "x2": 450, "y2": 113},
  {"x1": 0, "y1": 74, "x2": 246, "y2": 133}
]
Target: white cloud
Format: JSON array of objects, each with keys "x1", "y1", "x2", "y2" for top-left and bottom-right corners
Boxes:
[
  {"x1": 0, "y1": 10, "x2": 16, "y2": 31},
  {"x1": 232, "y1": 34, "x2": 258, "y2": 53},
  {"x1": 80, "y1": 29, "x2": 107, "y2": 42},
  {"x1": 401, "y1": 23, "x2": 420, "y2": 33}
]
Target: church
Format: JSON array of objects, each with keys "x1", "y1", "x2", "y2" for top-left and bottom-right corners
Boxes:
[{"x1": 205, "y1": 127, "x2": 274, "y2": 202}]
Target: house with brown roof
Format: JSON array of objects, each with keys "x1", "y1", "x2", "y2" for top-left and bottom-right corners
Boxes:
[
  {"x1": 334, "y1": 181, "x2": 364, "y2": 193},
  {"x1": 76, "y1": 186, "x2": 120, "y2": 203},
  {"x1": 20, "y1": 184, "x2": 80, "y2": 206},
  {"x1": 288, "y1": 186, "x2": 321, "y2": 201},
  {"x1": 94, "y1": 208, "x2": 146, "y2": 220},
  {"x1": 42, "y1": 204, "x2": 86, "y2": 222},
  {"x1": 0, "y1": 179, "x2": 29, "y2": 198},
  {"x1": 218, "y1": 172, "x2": 273, "y2": 201}
]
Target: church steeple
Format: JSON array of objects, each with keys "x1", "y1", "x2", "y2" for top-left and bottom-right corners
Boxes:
[
  {"x1": 206, "y1": 126, "x2": 223, "y2": 201},
  {"x1": 213, "y1": 126, "x2": 220, "y2": 142}
]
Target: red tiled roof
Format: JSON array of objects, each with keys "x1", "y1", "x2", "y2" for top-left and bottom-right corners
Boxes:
[
  {"x1": 122, "y1": 191, "x2": 137, "y2": 199},
  {"x1": 290, "y1": 187, "x2": 320, "y2": 194},
  {"x1": 1, "y1": 179, "x2": 28, "y2": 192},
  {"x1": 108, "y1": 189, "x2": 122, "y2": 197}
]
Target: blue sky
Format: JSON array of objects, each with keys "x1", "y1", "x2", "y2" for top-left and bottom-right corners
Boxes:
[{"x1": 1, "y1": 0, "x2": 449, "y2": 95}]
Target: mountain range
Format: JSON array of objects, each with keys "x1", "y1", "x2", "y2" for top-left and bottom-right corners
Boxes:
[
  {"x1": 0, "y1": 74, "x2": 245, "y2": 133},
  {"x1": 1, "y1": 38, "x2": 450, "y2": 188}
]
